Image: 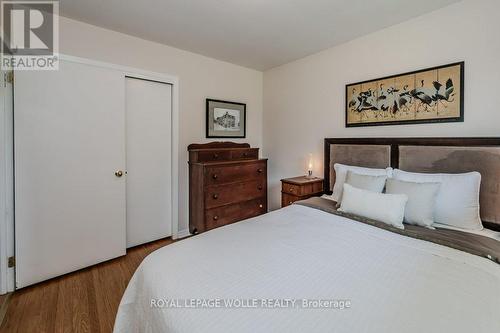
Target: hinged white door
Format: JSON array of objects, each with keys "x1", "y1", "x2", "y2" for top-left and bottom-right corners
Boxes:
[
  {"x1": 14, "y1": 60, "x2": 126, "y2": 288},
  {"x1": 125, "y1": 77, "x2": 172, "y2": 247}
]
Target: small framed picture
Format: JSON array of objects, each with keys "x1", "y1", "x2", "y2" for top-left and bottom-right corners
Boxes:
[{"x1": 206, "y1": 99, "x2": 246, "y2": 138}]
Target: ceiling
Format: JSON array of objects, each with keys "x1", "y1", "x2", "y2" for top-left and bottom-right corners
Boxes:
[{"x1": 60, "y1": 0, "x2": 461, "y2": 71}]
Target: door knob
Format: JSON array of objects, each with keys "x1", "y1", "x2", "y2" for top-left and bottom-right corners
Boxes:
[{"x1": 115, "y1": 170, "x2": 124, "y2": 177}]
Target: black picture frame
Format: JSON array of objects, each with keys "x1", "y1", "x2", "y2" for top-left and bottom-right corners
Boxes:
[
  {"x1": 345, "y1": 61, "x2": 464, "y2": 127},
  {"x1": 206, "y1": 99, "x2": 246, "y2": 138}
]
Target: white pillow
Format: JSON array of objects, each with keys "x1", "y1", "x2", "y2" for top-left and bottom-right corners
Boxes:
[
  {"x1": 385, "y1": 178, "x2": 440, "y2": 229},
  {"x1": 331, "y1": 163, "x2": 393, "y2": 202},
  {"x1": 338, "y1": 183, "x2": 408, "y2": 229},
  {"x1": 337, "y1": 171, "x2": 387, "y2": 204},
  {"x1": 392, "y1": 169, "x2": 482, "y2": 231}
]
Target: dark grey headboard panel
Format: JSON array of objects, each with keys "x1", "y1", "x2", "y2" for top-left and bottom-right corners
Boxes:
[
  {"x1": 399, "y1": 145, "x2": 500, "y2": 226},
  {"x1": 328, "y1": 144, "x2": 391, "y2": 191},
  {"x1": 324, "y1": 138, "x2": 500, "y2": 229}
]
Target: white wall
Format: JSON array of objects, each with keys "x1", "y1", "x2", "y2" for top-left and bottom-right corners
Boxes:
[
  {"x1": 263, "y1": 0, "x2": 500, "y2": 210},
  {"x1": 59, "y1": 17, "x2": 263, "y2": 234}
]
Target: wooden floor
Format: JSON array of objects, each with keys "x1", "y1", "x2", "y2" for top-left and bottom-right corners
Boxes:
[
  {"x1": 0, "y1": 294, "x2": 10, "y2": 329},
  {"x1": 0, "y1": 238, "x2": 174, "y2": 333}
]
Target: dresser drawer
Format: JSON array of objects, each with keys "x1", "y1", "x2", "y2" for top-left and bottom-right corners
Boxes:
[
  {"x1": 205, "y1": 179, "x2": 266, "y2": 209},
  {"x1": 230, "y1": 148, "x2": 259, "y2": 160},
  {"x1": 205, "y1": 198, "x2": 266, "y2": 230},
  {"x1": 196, "y1": 150, "x2": 231, "y2": 162},
  {"x1": 205, "y1": 160, "x2": 266, "y2": 185}
]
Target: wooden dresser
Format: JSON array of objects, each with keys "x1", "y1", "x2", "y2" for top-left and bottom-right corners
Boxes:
[
  {"x1": 281, "y1": 176, "x2": 324, "y2": 207},
  {"x1": 188, "y1": 142, "x2": 267, "y2": 234}
]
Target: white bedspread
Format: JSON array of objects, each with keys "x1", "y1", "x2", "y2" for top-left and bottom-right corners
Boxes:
[{"x1": 114, "y1": 205, "x2": 500, "y2": 333}]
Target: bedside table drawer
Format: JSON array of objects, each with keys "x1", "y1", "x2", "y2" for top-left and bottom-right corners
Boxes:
[
  {"x1": 280, "y1": 176, "x2": 324, "y2": 208},
  {"x1": 282, "y1": 181, "x2": 322, "y2": 196},
  {"x1": 282, "y1": 182, "x2": 302, "y2": 196},
  {"x1": 282, "y1": 193, "x2": 301, "y2": 207}
]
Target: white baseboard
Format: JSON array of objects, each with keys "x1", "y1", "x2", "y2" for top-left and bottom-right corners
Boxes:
[{"x1": 175, "y1": 229, "x2": 191, "y2": 239}]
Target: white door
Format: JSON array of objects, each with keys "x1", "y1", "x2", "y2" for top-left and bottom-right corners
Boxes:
[
  {"x1": 125, "y1": 77, "x2": 172, "y2": 247},
  {"x1": 0, "y1": 70, "x2": 15, "y2": 293},
  {"x1": 14, "y1": 60, "x2": 126, "y2": 288}
]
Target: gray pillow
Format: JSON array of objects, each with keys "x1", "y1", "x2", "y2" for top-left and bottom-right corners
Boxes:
[
  {"x1": 337, "y1": 171, "x2": 387, "y2": 204},
  {"x1": 385, "y1": 178, "x2": 440, "y2": 228}
]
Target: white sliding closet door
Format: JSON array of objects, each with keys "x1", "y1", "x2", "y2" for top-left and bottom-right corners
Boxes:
[
  {"x1": 125, "y1": 77, "x2": 172, "y2": 247},
  {"x1": 14, "y1": 60, "x2": 126, "y2": 288}
]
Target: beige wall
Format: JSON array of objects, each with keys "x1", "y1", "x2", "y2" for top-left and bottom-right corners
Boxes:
[
  {"x1": 263, "y1": 0, "x2": 500, "y2": 210},
  {"x1": 59, "y1": 17, "x2": 263, "y2": 234},
  {"x1": 59, "y1": 0, "x2": 500, "y2": 225}
]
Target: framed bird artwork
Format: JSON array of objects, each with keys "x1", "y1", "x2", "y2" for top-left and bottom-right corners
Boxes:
[{"x1": 345, "y1": 62, "x2": 464, "y2": 127}]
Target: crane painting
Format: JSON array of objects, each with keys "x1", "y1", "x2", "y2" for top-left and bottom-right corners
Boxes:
[{"x1": 346, "y1": 62, "x2": 464, "y2": 127}]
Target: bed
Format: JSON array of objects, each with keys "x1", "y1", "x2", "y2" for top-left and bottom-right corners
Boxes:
[{"x1": 114, "y1": 138, "x2": 500, "y2": 333}]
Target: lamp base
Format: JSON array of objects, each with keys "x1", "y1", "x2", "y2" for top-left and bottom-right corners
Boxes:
[{"x1": 306, "y1": 170, "x2": 313, "y2": 178}]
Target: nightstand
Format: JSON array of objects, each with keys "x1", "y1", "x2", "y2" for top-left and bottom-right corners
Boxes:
[{"x1": 281, "y1": 176, "x2": 324, "y2": 207}]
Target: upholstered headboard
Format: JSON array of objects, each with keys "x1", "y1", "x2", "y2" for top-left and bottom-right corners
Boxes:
[{"x1": 324, "y1": 138, "x2": 500, "y2": 229}]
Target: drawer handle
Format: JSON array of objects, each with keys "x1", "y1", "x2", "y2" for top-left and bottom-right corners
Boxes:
[
  {"x1": 213, "y1": 153, "x2": 219, "y2": 159},
  {"x1": 289, "y1": 187, "x2": 294, "y2": 192},
  {"x1": 258, "y1": 185, "x2": 263, "y2": 190},
  {"x1": 257, "y1": 168, "x2": 263, "y2": 173},
  {"x1": 213, "y1": 215, "x2": 219, "y2": 221},
  {"x1": 243, "y1": 152, "x2": 248, "y2": 157},
  {"x1": 212, "y1": 174, "x2": 218, "y2": 180},
  {"x1": 259, "y1": 204, "x2": 263, "y2": 208},
  {"x1": 213, "y1": 194, "x2": 219, "y2": 199}
]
